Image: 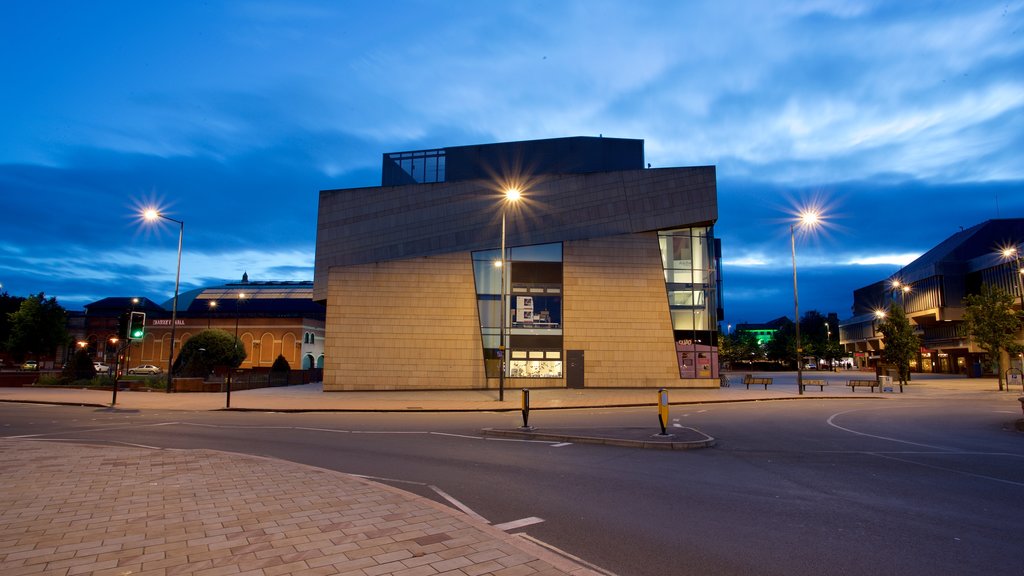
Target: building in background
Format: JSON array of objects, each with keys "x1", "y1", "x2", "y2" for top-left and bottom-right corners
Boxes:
[
  {"x1": 839, "y1": 218, "x2": 1024, "y2": 374},
  {"x1": 315, "y1": 136, "x2": 722, "y2": 391},
  {"x1": 71, "y1": 277, "x2": 325, "y2": 375},
  {"x1": 735, "y1": 317, "x2": 790, "y2": 346}
]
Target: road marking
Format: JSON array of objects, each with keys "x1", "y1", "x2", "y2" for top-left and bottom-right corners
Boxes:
[
  {"x1": 826, "y1": 407, "x2": 956, "y2": 451},
  {"x1": 550, "y1": 442, "x2": 572, "y2": 447},
  {"x1": 516, "y1": 533, "x2": 620, "y2": 576},
  {"x1": 430, "y1": 432, "x2": 484, "y2": 440},
  {"x1": 869, "y1": 452, "x2": 1024, "y2": 487},
  {"x1": 430, "y1": 485, "x2": 490, "y2": 523},
  {"x1": 349, "y1": 473, "x2": 427, "y2": 486},
  {"x1": 672, "y1": 423, "x2": 683, "y2": 428},
  {"x1": 494, "y1": 516, "x2": 544, "y2": 531}
]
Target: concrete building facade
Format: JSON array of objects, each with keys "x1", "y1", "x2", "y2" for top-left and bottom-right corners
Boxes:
[
  {"x1": 315, "y1": 136, "x2": 722, "y2": 391},
  {"x1": 839, "y1": 218, "x2": 1024, "y2": 374}
]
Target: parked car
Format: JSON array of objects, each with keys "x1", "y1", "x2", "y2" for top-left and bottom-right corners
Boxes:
[
  {"x1": 93, "y1": 362, "x2": 111, "y2": 374},
  {"x1": 20, "y1": 360, "x2": 39, "y2": 371},
  {"x1": 128, "y1": 364, "x2": 162, "y2": 375}
]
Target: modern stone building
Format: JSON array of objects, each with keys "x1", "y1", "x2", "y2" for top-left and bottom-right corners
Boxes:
[
  {"x1": 839, "y1": 218, "x2": 1024, "y2": 374},
  {"x1": 314, "y1": 136, "x2": 722, "y2": 391}
]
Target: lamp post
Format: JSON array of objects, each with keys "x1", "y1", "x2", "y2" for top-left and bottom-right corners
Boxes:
[
  {"x1": 143, "y1": 209, "x2": 183, "y2": 394},
  {"x1": 208, "y1": 300, "x2": 217, "y2": 329},
  {"x1": 791, "y1": 210, "x2": 821, "y2": 395},
  {"x1": 1001, "y1": 245, "x2": 1024, "y2": 311},
  {"x1": 227, "y1": 292, "x2": 246, "y2": 408},
  {"x1": 498, "y1": 187, "x2": 522, "y2": 401}
]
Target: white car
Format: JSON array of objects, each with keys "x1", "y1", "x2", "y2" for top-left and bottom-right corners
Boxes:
[
  {"x1": 128, "y1": 364, "x2": 162, "y2": 375},
  {"x1": 93, "y1": 362, "x2": 111, "y2": 373}
]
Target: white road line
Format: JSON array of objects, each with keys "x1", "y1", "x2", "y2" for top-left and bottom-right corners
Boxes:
[
  {"x1": 550, "y1": 442, "x2": 572, "y2": 448},
  {"x1": 430, "y1": 432, "x2": 485, "y2": 440},
  {"x1": 3, "y1": 434, "x2": 45, "y2": 438},
  {"x1": 826, "y1": 408, "x2": 957, "y2": 451},
  {"x1": 870, "y1": 452, "x2": 1024, "y2": 487},
  {"x1": 494, "y1": 516, "x2": 545, "y2": 531},
  {"x1": 516, "y1": 533, "x2": 620, "y2": 576},
  {"x1": 672, "y1": 423, "x2": 683, "y2": 428},
  {"x1": 429, "y1": 485, "x2": 490, "y2": 523},
  {"x1": 349, "y1": 473, "x2": 427, "y2": 486}
]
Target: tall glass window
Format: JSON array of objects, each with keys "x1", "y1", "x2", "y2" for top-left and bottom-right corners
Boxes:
[
  {"x1": 658, "y1": 227, "x2": 719, "y2": 379},
  {"x1": 472, "y1": 243, "x2": 563, "y2": 378}
]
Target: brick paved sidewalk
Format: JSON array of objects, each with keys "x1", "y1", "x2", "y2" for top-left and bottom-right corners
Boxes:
[{"x1": 0, "y1": 440, "x2": 600, "y2": 576}]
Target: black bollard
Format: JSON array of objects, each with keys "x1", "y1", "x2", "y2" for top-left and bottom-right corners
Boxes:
[{"x1": 521, "y1": 388, "x2": 530, "y2": 429}]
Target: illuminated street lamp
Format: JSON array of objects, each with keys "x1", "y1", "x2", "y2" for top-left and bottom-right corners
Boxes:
[
  {"x1": 498, "y1": 187, "x2": 522, "y2": 401},
  {"x1": 208, "y1": 300, "x2": 217, "y2": 329},
  {"x1": 791, "y1": 209, "x2": 821, "y2": 395},
  {"x1": 890, "y1": 279, "x2": 911, "y2": 308},
  {"x1": 1000, "y1": 245, "x2": 1024, "y2": 311},
  {"x1": 227, "y1": 292, "x2": 246, "y2": 408},
  {"x1": 143, "y1": 209, "x2": 184, "y2": 393}
]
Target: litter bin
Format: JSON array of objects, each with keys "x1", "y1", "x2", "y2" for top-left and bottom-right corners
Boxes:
[{"x1": 879, "y1": 375, "x2": 894, "y2": 393}]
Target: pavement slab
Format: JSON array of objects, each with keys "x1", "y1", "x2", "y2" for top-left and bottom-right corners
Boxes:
[{"x1": 0, "y1": 440, "x2": 604, "y2": 576}]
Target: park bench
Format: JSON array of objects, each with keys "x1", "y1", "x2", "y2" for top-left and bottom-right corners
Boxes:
[
  {"x1": 801, "y1": 379, "x2": 828, "y2": 391},
  {"x1": 743, "y1": 374, "x2": 773, "y2": 390},
  {"x1": 847, "y1": 379, "x2": 879, "y2": 392}
]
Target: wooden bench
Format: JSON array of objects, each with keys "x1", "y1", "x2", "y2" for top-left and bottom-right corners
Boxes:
[
  {"x1": 847, "y1": 379, "x2": 878, "y2": 392},
  {"x1": 802, "y1": 379, "x2": 828, "y2": 391},
  {"x1": 743, "y1": 374, "x2": 773, "y2": 390}
]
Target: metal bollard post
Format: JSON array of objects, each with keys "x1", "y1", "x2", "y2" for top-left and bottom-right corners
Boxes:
[
  {"x1": 657, "y1": 388, "x2": 669, "y2": 435},
  {"x1": 521, "y1": 388, "x2": 531, "y2": 429}
]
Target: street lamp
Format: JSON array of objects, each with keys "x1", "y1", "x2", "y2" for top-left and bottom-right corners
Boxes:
[
  {"x1": 498, "y1": 187, "x2": 522, "y2": 401},
  {"x1": 143, "y1": 209, "x2": 184, "y2": 394},
  {"x1": 791, "y1": 209, "x2": 821, "y2": 394},
  {"x1": 891, "y1": 279, "x2": 911, "y2": 308},
  {"x1": 227, "y1": 292, "x2": 246, "y2": 408},
  {"x1": 208, "y1": 300, "x2": 217, "y2": 329},
  {"x1": 1000, "y1": 245, "x2": 1024, "y2": 311}
]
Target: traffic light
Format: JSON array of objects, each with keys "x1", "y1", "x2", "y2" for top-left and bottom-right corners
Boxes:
[{"x1": 129, "y1": 312, "x2": 146, "y2": 340}]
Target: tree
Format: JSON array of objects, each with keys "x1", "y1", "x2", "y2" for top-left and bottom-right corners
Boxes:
[
  {"x1": 764, "y1": 319, "x2": 796, "y2": 366},
  {"x1": 962, "y1": 285, "x2": 1023, "y2": 390},
  {"x1": 270, "y1": 354, "x2": 291, "y2": 386},
  {"x1": 799, "y1": 310, "x2": 831, "y2": 368},
  {"x1": 5, "y1": 293, "x2": 68, "y2": 361},
  {"x1": 0, "y1": 291, "x2": 26, "y2": 353},
  {"x1": 172, "y1": 329, "x2": 246, "y2": 378},
  {"x1": 719, "y1": 331, "x2": 762, "y2": 367},
  {"x1": 876, "y1": 303, "x2": 918, "y2": 390},
  {"x1": 62, "y1": 348, "x2": 97, "y2": 382}
]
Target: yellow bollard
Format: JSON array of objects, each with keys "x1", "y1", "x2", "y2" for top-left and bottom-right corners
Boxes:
[{"x1": 657, "y1": 388, "x2": 669, "y2": 435}]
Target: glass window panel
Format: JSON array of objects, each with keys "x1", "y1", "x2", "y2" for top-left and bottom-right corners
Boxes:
[
  {"x1": 528, "y1": 351, "x2": 545, "y2": 359},
  {"x1": 545, "y1": 351, "x2": 561, "y2": 359},
  {"x1": 481, "y1": 333, "x2": 500, "y2": 349},
  {"x1": 509, "y1": 360, "x2": 563, "y2": 378},
  {"x1": 664, "y1": 269, "x2": 693, "y2": 284},
  {"x1": 473, "y1": 248, "x2": 500, "y2": 262},
  {"x1": 478, "y1": 300, "x2": 501, "y2": 328},
  {"x1": 672, "y1": 309, "x2": 695, "y2": 330},
  {"x1": 509, "y1": 243, "x2": 562, "y2": 262},
  {"x1": 511, "y1": 351, "x2": 528, "y2": 359},
  {"x1": 473, "y1": 261, "x2": 501, "y2": 295}
]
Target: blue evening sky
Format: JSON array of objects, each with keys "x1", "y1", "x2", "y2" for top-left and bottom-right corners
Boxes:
[{"x1": 1, "y1": 1, "x2": 1022, "y2": 325}]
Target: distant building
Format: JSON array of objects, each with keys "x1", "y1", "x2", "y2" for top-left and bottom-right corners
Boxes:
[
  {"x1": 71, "y1": 277, "x2": 325, "y2": 374},
  {"x1": 314, "y1": 136, "x2": 723, "y2": 391},
  {"x1": 839, "y1": 219, "x2": 1024, "y2": 374},
  {"x1": 735, "y1": 316, "x2": 791, "y2": 346}
]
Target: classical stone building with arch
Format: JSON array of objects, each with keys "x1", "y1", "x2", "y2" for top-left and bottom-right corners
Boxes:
[{"x1": 73, "y1": 278, "x2": 325, "y2": 376}]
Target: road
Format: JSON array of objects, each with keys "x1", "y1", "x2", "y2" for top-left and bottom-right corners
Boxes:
[{"x1": 2, "y1": 395, "x2": 1022, "y2": 576}]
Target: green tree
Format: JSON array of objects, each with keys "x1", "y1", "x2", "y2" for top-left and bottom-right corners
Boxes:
[
  {"x1": 877, "y1": 303, "x2": 918, "y2": 389},
  {"x1": 799, "y1": 310, "x2": 830, "y2": 368},
  {"x1": 172, "y1": 329, "x2": 246, "y2": 377},
  {"x1": 0, "y1": 291, "x2": 26, "y2": 353},
  {"x1": 719, "y1": 331, "x2": 763, "y2": 367},
  {"x1": 962, "y1": 285, "x2": 1023, "y2": 390},
  {"x1": 5, "y1": 293, "x2": 69, "y2": 361}
]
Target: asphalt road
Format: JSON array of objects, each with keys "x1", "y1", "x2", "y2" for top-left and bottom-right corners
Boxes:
[{"x1": 2, "y1": 396, "x2": 1022, "y2": 576}]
